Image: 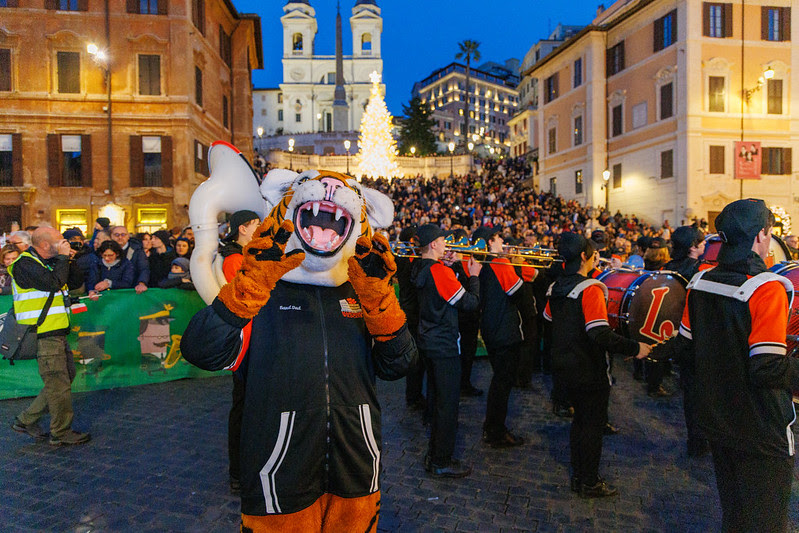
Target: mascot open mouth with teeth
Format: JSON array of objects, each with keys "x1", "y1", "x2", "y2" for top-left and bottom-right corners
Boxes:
[{"x1": 181, "y1": 142, "x2": 418, "y2": 532}]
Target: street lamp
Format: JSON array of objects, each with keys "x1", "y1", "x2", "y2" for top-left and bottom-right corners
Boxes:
[
  {"x1": 87, "y1": 42, "x2": 112, "y2": 195},
  {"x1": 602, "y1": 168, "x2": 611, "y2": 212},
  {"x1": 410, "y1": 146, "x2": 416, "y2": 156},
  {"x1": 344, "y1": 139, "x2": 351, "y2": 174},
  {"x1": 288, "y1": 138, "x2": 295, "y2": 171},
  {"x1": 744, "y1": 66, "x2": 776, "y2": 104},
  {"x1": 448, "y1": 142, "x2": 455, "y2": 179},
  {"x1": 467, "y1": 142, "x2": 474, "y2": 173},
  {"x1": 256, "y1": 127, "x2": 264, "y2": 138}
]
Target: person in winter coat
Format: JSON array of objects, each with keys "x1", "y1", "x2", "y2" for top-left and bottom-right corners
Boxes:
[
  {"x1": 87, "y1": 240, "x2": 134, "y2": 296},
  {"x1": 147, "y1": 230, "x2": 176, "y2": 288},
  {"x1": 0, "y1": 243, "x2": 21, "y2": 295},
  {"x1": 158, "y1": 257, "x2": 195, "y2": 290}
]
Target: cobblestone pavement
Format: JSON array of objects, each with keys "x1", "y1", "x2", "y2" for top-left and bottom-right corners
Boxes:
[{"x1": 2, "y1": 358, "x2": 798, "y2": 532}]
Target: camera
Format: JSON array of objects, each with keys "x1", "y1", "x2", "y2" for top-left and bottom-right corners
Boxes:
[{"x1": 69, "y1": 241, "x2": 84, "y2": 251}]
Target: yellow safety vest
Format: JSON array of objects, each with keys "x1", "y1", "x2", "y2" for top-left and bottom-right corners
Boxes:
[{"x1": 8, "y1": 251, "x2": 70, "y2": 334}]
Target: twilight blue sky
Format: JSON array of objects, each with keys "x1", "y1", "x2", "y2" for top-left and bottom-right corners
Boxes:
[{"x1": 235, "y1": 0, "x2": 603, "y2": 115}]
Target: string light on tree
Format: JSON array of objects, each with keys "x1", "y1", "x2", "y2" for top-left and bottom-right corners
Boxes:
[
  {"x1": 355, "y1": 71, "x2": 400, "y2": 182},
  {"x1": 769, "y1": 205, "x2": 791, "y2": 236}
]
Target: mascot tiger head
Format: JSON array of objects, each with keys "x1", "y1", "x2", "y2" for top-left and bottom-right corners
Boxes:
[
  {"x1": 260, "y1": 168, "x2": 394, "y2": 287},
  {"x1": 189, "y1": 142, "x2": 394, "y2": 303}
]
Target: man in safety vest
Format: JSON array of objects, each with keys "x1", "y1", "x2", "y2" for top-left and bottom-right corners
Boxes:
[{"x1": 9, "y1": 227, "x2": 89, "y2": 446}]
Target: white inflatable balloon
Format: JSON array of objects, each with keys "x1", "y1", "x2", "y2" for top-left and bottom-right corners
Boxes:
[{"x1": 189, "y1": 141, "x2": 267, "y2": 304}]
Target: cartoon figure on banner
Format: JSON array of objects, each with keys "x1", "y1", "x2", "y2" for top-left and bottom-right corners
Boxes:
[
  {"x1": 181, "y1": 141, "x2": 417, "y2": 531},
  {"x1": 138, "y1": 303, "x2": 181, "y2": 373},
  {"x1": 71, "y1": 326, "x2": 109, "y2": 375}
]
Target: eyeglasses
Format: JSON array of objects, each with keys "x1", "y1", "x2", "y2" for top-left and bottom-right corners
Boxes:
[{"x1": 112, "y1": 233, "x2": 127, "y2": 237}]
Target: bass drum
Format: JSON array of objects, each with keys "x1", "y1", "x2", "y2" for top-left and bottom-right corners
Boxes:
[
  {"x1": 597, "y1": 269, "x2": 687, "y2": 343},
  {"x1": 702, "y1": 234, "x2": 790, "y2": 268}
]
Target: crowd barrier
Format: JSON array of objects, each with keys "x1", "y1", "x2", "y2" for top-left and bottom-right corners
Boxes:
[{"x1": 0, "y1": 289, "x2": 223, "y2": 400}]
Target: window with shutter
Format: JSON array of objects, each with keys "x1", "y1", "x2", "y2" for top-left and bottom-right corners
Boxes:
[
  {"x1": 0, "y1": 134, "x2": 12, "y2": 186},
  {"x1": 548, "y1": 127, "x2": 556, "y2": 154},
  {"x1": 704, "y1": 3, "x2": 731, "y2": 38},
  {"x1": 573, "y1": 116, "x2": 583, "y2": 146},
  {"x1": 612, "y1": 163, "x2": 622, "y2": 189},
  {"x1": 47, "y1": 134, "x2": 62, "y2": 187},
  {"x1": 223, "y1": 95, "x2": 229, "y2": 129},
  {"x1": 0, "y1": 48, "x2": 10, "y2": 92},
  {"x1": 220, "y1": 26, "x2": 232, "y2": 67},
  {"x1": 654, "y1": 10, "x2": 677, "y2": 51},
  {"x1": 60, "y1": 135, "x2": 82, "y2": 187},
  {"x1": 660, "y1": 83, "x2": 673, "y2": 119},
  {"x1": 607, "y1": 42, "x2": 625, "y2": 76},
  {"x1": 161, "y1": 136, "x2": 172, "y2": 187},
  {"x1": 767, "y1": 79, "x2": 782, "y2": 114},
  {"x1": 708, "y1": 76, "x2": 725, "y2": 112},
  {"x1": 57, "y1": 51, "x2": 80, "y2": 94},
  {"x1": 129, "y1": 136, "x2": 144, "y2": 187},
  {"x1": 661, "y1": 150, "x2": 674, "y2": 178},
  {"x1": 612, "y1": 105, "x2": 623, "y2": 137},
  {"x1": 195, "y1": 66, "x2": 203, "y2": 107},
  {"x1": 709, "y1": 145, "x2": 725, "y2": 174},
  {"x1": 142, "y1": 136, "x2": 162, "y2": 186},
  {"x1": 138, "y1": 55, "x2": 161, "y2": 96},
  {"x1": 575, "y1": 170, "x2": 583, "y2": 194},
  {"x1": 58, "y1": 0, "x2": 79, "y2": 11},
  {"x1": 80, "y1": 134, "x2": 91, "y2": 187},
  {"x1": 549, "y1": 177, "x2": 557, "y2": 195},
  {"x1": 192, "y1": 0, "x2": 205, "y2": 34},
  {"x1": 762, "y1": 147, "x2": 791, "y2": 175},
  {"x1": 762, "y1": 7, "x2": 787, "y2": 41},
  {"x1": 573, "y1": 58, "x2": 582, "y2": 88}
]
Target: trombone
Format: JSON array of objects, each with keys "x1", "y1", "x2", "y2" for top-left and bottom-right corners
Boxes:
[{"x1": 390, "y1": 240, "x2": 562, "y2": 268}]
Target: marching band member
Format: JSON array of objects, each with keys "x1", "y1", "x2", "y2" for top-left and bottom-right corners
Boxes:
[
  {"x1": 474, "y1": 226, "x2": 525, "y2": 448},
  {"x1": 444, "y1": 228, "x2": 483, "y2": 397},
  {"x1": 648, "y1": 200, "x2": 799, "y2": 530},
  {"x1": 411, "y1": 224, "x2": 481, "y2": 477},
  {"x1": 544, "y1": 232, "x2": 650, "y2": 498}
]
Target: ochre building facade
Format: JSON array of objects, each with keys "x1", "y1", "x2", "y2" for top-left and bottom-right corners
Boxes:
[{"x1": 0, "y1": 0, "x2": 262, "y2": 234}]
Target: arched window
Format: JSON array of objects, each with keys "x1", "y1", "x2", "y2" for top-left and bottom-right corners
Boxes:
[
  {"x1": 292, "y1": 33, "x2": 303, "y2": 52},
  {"x1": 361, "y1": 33, "x2": 372, "y2": 52}
]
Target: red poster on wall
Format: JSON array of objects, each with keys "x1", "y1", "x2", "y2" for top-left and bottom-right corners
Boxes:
[{"x1": 734, "y1": 141, "x2": 761, "y2": 180}]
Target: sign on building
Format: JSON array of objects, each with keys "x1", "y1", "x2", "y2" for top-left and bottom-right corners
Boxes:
[{"x1": 734, "y1": 141, "x2": 761, "y2": 180}]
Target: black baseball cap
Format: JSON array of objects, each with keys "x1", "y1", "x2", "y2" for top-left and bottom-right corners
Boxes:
[
  {"x1": 715, "y1": 199, "x2": 773, "y2": 263},
  {"x1": 416, "y1": 223, "x2": 445, "y2": 247},
  {"x1": 670, "y1": 226, "x2": 703, "y2": 260},
  {"x1": 226, "y1": 210, "x2": 260, "y2": 242},
  {"x1": 398, "y1": 225, "x2": 417, "y2": 243},
  {"x1": 590, "y1": 229, "x2": 607, "y2": 251},
  {"x1": 559, "y1": 232, "x2": 593, "y2": 275},
  {"x1": 472, "y1": 225, "x2": 501, "y2": 244}
]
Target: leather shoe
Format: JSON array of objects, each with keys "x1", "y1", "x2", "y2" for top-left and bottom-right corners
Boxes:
[
  {"x1": 460, "y1": 384, "x2": 484, "y2": 397},
  {"x1": 580, "y1": 480, "x2": 618, "y2": 498},
  {"x1": 428, "y1": 459, "x2": 472, "y2": 478},
  {"x1": 11, "y1": 418, "x2": 47, "y2": 440},
  {"x1": 483, "y1": 430, "x2": 524, "y2": 448},
  {"x1": 603, "y1": 423, "x2": 620, "y2": 435},
  {"x1": 647, "y1": 385, "x2": 671, "y2": 398}
]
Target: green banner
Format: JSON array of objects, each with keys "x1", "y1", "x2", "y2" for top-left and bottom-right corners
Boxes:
[{"x1": 0, "y1": 289, "x2": 223, "y2": 400}]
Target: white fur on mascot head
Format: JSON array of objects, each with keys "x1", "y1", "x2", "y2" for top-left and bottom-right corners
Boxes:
[{"x1": 189, "y1": 141, "x2": 394, "y2": 304}]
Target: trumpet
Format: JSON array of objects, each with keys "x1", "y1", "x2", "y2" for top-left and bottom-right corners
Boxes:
[{"x1": 390, "y1": 240, "x2": 562, "y2": 268}]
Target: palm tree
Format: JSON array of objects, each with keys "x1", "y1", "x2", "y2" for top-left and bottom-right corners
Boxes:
[{"x1": 455, "y1": 39, "x2": 481, "y2": 151}]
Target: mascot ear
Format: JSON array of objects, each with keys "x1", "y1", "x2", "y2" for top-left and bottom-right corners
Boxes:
[
  {"x1": 363, "y1": 188, "x2": 394, "y2": 229},
  {"x1": 260, "y1": 168, "x2": 299, "y2": 207},
  {"x1": 260, "y1": 169, "x2": 321, "y2": 207}
]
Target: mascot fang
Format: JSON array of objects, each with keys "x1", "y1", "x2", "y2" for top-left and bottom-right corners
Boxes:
[{"x1": 181, "y1": 142, "x2": 418, "y2": 532}]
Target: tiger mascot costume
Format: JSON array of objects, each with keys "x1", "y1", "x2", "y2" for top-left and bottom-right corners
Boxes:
[{"x1": 181, "y1": 142, "x2": 418, "y2": 532}]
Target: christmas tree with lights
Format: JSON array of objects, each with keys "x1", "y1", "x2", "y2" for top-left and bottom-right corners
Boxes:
[{"x1": 355, "y1": 71, "x2": 400, "y2": 181}]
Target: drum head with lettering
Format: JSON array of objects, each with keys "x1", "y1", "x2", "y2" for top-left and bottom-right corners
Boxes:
[{"x1": 624, "y1": 272, "x2": 687, "y2": 344}]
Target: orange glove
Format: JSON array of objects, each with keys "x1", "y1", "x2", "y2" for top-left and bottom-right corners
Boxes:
[
  {"x1": 217, "y1": 219, "x2": 305, "y2": 319},
  {"x1": 347, "y1": 233, "x2": 406, "y2": 341}
]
